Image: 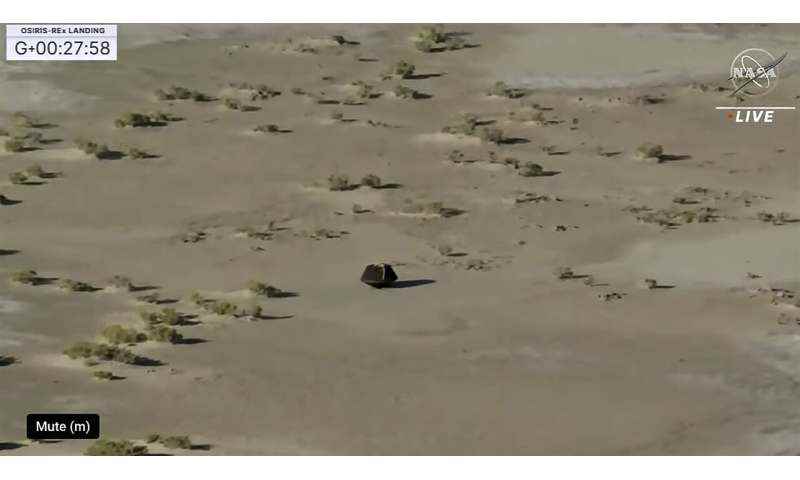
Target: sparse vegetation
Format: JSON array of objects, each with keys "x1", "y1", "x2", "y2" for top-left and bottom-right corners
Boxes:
[
  {"x1": 92, "y1": 370, "x2": 116, "y2": 381},
  {"x1": 125, "y1": 146, "x2": 152, "y2": 159},
  {"x1": 223, "y1": 98, "x2": 259, "y2": 111},
  {"x1": 107, "y1": 275, "x2": 133, "y2": 291},
  {"x1": 254, "y1": 124, "x2": 280, "y2": 134},
  {"x1": 4, "y1": 138, "x2": 27, "y2": 153},
  {"x1": 441, "y1": 113, "x2": 478, "y2": 136},
  {"x1": 248, "y1": 280, "x2": 288, "y2": 298},
  {"x1": 393, "y1": 85, "x2": 422, "y2": 99},
  {"x1": 642, "y1": 278, "x2": 658, "y2": 289},
  {"x1": 63, "y1": 342, "x2": 142, "y2": 365},
  {"x1": 74, "y1": 138, "x2": 112, "y2": 159},
  {"x1": 328, "y1": 174, "x2": 353, "y2": 191},
  {"x1": 553, "y1": 266, "x2": 575, "y2": 280},
  {"x1": 757, "y1": 211, "x2": 793, "y2": 225},
  {"x1": 384, "y1": 61, "x2": 415, "y2": 79},
  {"x1": 487, "y1": 81, "x2": 527, "y2": 99},
  {"x1": 85, "y1": 439, "x2": 147, "y2": 456},
  {"x1": 139, "y1": 308, "x2": 182, "y2": 326},
  {"x1": 102, "y1": 325, "x2": 147, "y2": 345},
  {"x1": 57, "y1": 278, "x2": 95, "y2": 292},
  {"x1": 10, "y1": 270, "x2": 40, "y2": 285},
  {"x1": 518, "y1": 162, "x2": 545, "y2": 177},
  {"x1": 145, "y1": 324, "x2": 183, "y2": 343},
  {"x1": 635, "y1": 142, "x2": 664, "y2": 160},
  {"x1": 477, "y1": 126, "x2": 505, "y2": 144},
  {"x1": 155, "y1": 85, "x2": 211, "y2": 102},
  {"x1": 9, "y1": 171, "x2": 30, "y2": 185},
  {"x1": 145, "y1": 434, "x2": 192, "y2": 449},
  {"x1": 361, "y1": 174, "x2": 382, "y2": 188},
  {"x1": 115, "y1": 111, "x2": 180, "y2": 128},
  {"x1": 11, "y1": 112, "x2": 36, "y2": 128}
]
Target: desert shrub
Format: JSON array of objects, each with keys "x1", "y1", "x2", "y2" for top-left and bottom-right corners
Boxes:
[
  {"x1": 393, "y1": 85, "x2": 420, "y2": 99},
  {"x1": 290, "y1": 87, "x2": 306, "y2": 95},
  {"x1": 0, "y1": 355, "x2": 17, "y2": 366},
  {"x1": 126, "y1": 147, "x2": 150, "y2": 159},
  {"x1": 553, "y1": 267, "x2": 574, "y2": 280},
  {"x1": 444, "y1": 36, "x2": 466, "y2": 51},
  {"x1": 361, "y1": 174, "x2": 382, "y2": 188},
  {"x1": 328, "y1": 174, "x2": 353, "y2": 191},
  {"x1": 159, "y1": 435, "x2": 192, "y2": 450},
  {"x1": 85, "y1": 439, "x2": 147, "y2": 456},
  {"x1": 441, "y1": 113, "x2": 478, "y2": 136},
  {"x1": 248, "y1": 281, "x2": 287, "y2": 298},
  {"x1": 140, "y1": 308, "x2": 181, "y2": 326},
  {"x1": 63, "y1": 342, "x2": 140, "y2": 365},
  {"x1": 11, "y1": 112, "x2": 36, "y2": 128},
  {"x1": 635, "y1": 142, "x2": 664, "y2": 160},
  {"x1": 508, "y1": 107, "x2": 546, "y2": 124},
  {"x1": 146, "y1": 433, "x2": 161, "y2": 443},
  {"x1": 114, "y1": 112, "x2": 152, "y2": 128},
  {"x1": 352, "y1": 81, "x2": 374, "y2": 99},
  {"x1": 385, "y1": 61, "x2": 415, "y2": 79},
  {"x1": 417, "y1": 25, "x2": 447, "y2": 44},
  {"x1": 477, "y1": 127, "x2": 505, "y2": 144},
  {"x1": 204, "y1": 300, "x2": 237, "y2": 315},
  {"x1": 414, "y1": 38, "x2": 436, "y2": 53},
  {"x1": 254, "y1": 124, "x2": 280, "y2": 134},
  {"x1": 223, "y1": 98, "x2": 253, "y2": 111},
  {"x1": 9, "y1": 171, "x2": 29, "y2": 185},
  {"x1": 74, "y1": 138, "x2": 112, "y2": 159},
  {"x1": 487, "y1": 81, "x2": 527, "y2": 99},
  {"x1": 92, "y1": 370, "x2": 115, "y2": 381},
  {"x1": 108, "y1": 275, "x2": 133, "y2": 291},
  {"x1": 57, "y1": 278, "x2": 95, "y2": 292},
  {"x1": 102, "y1": 325, "x2": 147, "y2": 345},
  {"x1": 641, "y1": 278, "x2": 658, "y2": 289},
  {"x1": 518, "y1": 162, "x2": 545, "y2": 177},
  {"x1": 437, "y1": 244, "x2": 454, "y2": 256},
  {"x1": 24, "y1": 164, "x2": 45, "y2": 178},
  {"x1": 189, "y1": 291, "x2": 206, "y2": 306},
  {"x1": 146, "y1": 324, "x2": 183, "y2": 343},
  {"x1": 757, "y1": 211, "x2": 792, "y2": 225},
  {"x1": 155, "y1": 85, "x2": 211, "y2": 102},
  {"x1": 10, "y1": 270, "x2": 39, "y2": 285},
  {"x1": 4, "y1": 138, "x2": 27, "y2": 152}
]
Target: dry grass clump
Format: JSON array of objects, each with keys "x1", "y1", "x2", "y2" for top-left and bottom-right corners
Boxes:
[
  {"x1": 74, "y1": 138, "x2": 112, "y2": 159},
  {"x1": 229, "y1": 82, "x2": 282, "y2": 101},
  {"x1": 3, "y1": 131, "x2": 43, "y2": 152},
  {"x1": 10, "y1": 270, "x2": 41, "y2": 285},
  {"x1": 223, "y1": 98, "x2": 259, "y2": 111},
  {"x1": 634, "y1": 142, "x2": 664, "y2": 160},
  {"x1": 155, "y1": 85, "x2": 212, "y2": 102},
  {"x1": 115, "y1": 111, "x2": 180, "y2": 128},
  {"x1": 757, "y1": 211, "x2": 794, "y2": 225},
  {"x1": 518, "y1": 162, "x2": 545, "y2": 177},
  {"x1": 63, "y1": 341, "x2": 141, "y2": 365},
  {"x1": 393, "y1": 85, "x2": 422, "y2": 99},
  {"x1": 9, "y1": 171, "x2": 30, "y2": 185},
  {"x1": 145, "y1": 324, "x2": 183, "y2": 343},
  {"x1": 11, "y1": 112, "x2": 37, "y2": 128},
  {"x1": 146, "y1": 434, "x2": 193, "y2": 449},
  {"x1": 487, "y1": 81, "x2": 528, "y2": 99},
  {"x1": 328, "y1": 174, "x2": 354, "y2": 191},
  {"x1": 441, "y1": 113, "x2": 479, "y2": 136},
  {"x1": 553, "y1": 266, "x2": 575, "y2": 280},
  {"x1": 635, "y1": 207, "x2": 717, "y2": 226},
  {"x1": 477, "y1": 126, "x2": 505, "y2": 144},
  {"x1": 413, "y1": 25, "x2": 466, "y2": 52},
  {"x1": 107, "y1": 275, "x2": 133, "y2": 291},
  {"x1": 57, "y1": 278, "x2": 95, "y2": 292},
  {"x1": 102, "y1": 325, "x2": 147, "y2": 345},
  {"x1": 253, "y1": 124, "x2": 280, "y2": 134},
  {"x1": 247, "y1": 280, "x2": 289, "y2": 298},
  {"x1": 361, "y1": 174, "x2": 382, "y2": 188},
  {"x1": 85, "y1": 439, "x2": 147, "y2": 456},
  {"x1": 383, "y1": 60, "x2": 416, "y2": 79},
  {"x1": 139, "y1": 308, "x2": 182, "y2": 326},
  {"x1": 351, "y1": 81, "x2": 375, "y2": 99},
  {"x1": 92, "y1": 370, "x2": 116, "y2": 381},
  {"x1": 0, "y1": 355, "x2": 17, "y2": 366}
]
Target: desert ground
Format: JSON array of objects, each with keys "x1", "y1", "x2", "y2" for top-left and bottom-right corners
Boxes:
[{"x1": 0, "y1": 24, "x2": 799, "y2": 455}]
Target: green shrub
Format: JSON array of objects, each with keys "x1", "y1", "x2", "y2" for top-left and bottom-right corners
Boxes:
[
  {"x1": 102, "y1": 325, "x2": 147, "y2": 345},
  {"x1": 92, "y1": 370, "x2": 115, "y2": 381},
  {"x1": 146, "y1": 324, "x2": 183, "y2": 343},
  {"x1": 444, "y1": 36, "x2": 466, "y2": 51},
  {"x1": 328, "y1": 174, "x2": 353, "y2": 191},
  {"x1": 139, "y1": 308, "x2": 181, "y2": 326},
  {"x1": 209, "y1": 301, "x2": 238, "y2": 316},
  {"x1": 155, "y1": 85, "x2": 211, "y2": 102},
  {"x1": 85, "y1": 439, "x2": 147, "y2": 456},
  {"x1": 247, "y1": 281, "x2": 286, "y2": 298},
  {"x1": 361, "y1": 174, "x2": 382, "y2": 188},
  {"x1": 417, "y1": 25, "x2": 447, "y2": 44}
]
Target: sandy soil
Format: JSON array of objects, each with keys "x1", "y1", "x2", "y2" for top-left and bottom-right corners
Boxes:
[{"x1": 1, "y1": 24, "x2": 799, "y2": 455}]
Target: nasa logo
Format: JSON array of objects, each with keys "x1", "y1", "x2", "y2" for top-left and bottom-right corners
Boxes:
[{"x1": 729, "y1": 48, "x2": 785, "y2": 97}]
